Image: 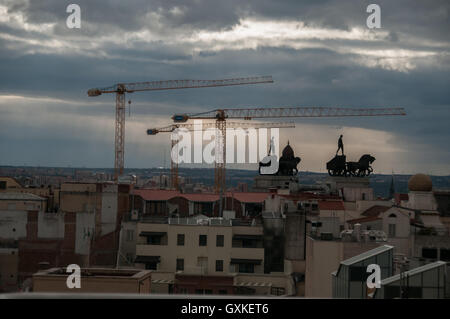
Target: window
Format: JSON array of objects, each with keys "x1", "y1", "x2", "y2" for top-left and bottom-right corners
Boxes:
[
  {"x1": 199, "y1": 235, "x2": 207, "y2": 246},
  {"x1": 176, "y1": 258, "x2": 184, "y2": 271},
  {"x1": 195, "y1": 289, "x2": 213, "y2": 295},
  {"x1": 0, "y1": 181, "x2": 6, "y2": 189},
  {"x1": 194, "y1": 202, "x2": 214, "y2": 215},
  {"x1": 388, "y1": 224, "x2": 396, "y2": 237},
  {"x1": 197, "y1": 257, "x2": 208, "y2": 271},
  {"x1": 178, "y1": 288, "x2": 188, "y2": 294},
  {"x1": 216, "y1": 260, "x2": 224, "y2": 272},
  {"x1": 349, "y1": 266, "x2": 369, "y2": 281},
  {"x1": 238, "y1": 263, "x2": 254, "y2": 273},
  {"x1": 440, "y1": 248, "x2": 450, "y2": 261},
  {"x1": 145, "y1": 262, "x2": 157, "y2": 270},
  {"x1": 242, "y1": 239, "x2": 257, "y2": 248},
  {"x1": 177, "y1": 234, "x2": 185, "y2": 246},
  {"x1": 422, "y1": 247, "x2": 437, "y2": 259},
  {"x1": 146, "y1": 236, "x2": 161, "y2": 245},
  {"x1": 216, "y1": 235, "x2": 224, "y2": 247},
  {"x1": 218, "y1": 290, "x2": 227, "y2": 295},
  {"x1": 126, "y1": 230, "x2": 134, "y2": 242},
  {"x1": 271, "y1": 287, "x2": 285, "y2": 296}
]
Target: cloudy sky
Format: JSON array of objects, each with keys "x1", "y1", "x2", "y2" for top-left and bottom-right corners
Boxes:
[{"x1": 0, "y1": 0, "x2": 449, "y2": 175}]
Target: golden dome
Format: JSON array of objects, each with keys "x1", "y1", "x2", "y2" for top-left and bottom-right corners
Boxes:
[{"x1": 408, "y1": 174, "x2": 432, "y2": 192}]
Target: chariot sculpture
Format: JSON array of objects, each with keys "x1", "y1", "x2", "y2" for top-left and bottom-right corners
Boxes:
[{"x1": 327, "y1": 154, "x2": 375, "y2": 177}]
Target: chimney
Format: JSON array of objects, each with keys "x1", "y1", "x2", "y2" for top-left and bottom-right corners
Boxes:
[{"x1": 353, "y1": 223, "x2": 361, "y2": 242}]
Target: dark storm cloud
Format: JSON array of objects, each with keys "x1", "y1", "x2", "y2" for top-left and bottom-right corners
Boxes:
[
  {"x1": 0, "y1": 0, "x2": 449, "y2": 173},
  {"x1": 5, "y1": 0, "x2": 450, "y2": 41}
]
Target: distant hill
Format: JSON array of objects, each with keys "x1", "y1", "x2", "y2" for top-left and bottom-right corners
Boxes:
[{"x1": 1, "y1": 166, "x2": 449, "y2": 198}]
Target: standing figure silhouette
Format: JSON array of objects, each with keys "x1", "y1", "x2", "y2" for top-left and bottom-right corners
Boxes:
[{"x1": 336, "y1": 135, "x2": 344, "y2": 155}]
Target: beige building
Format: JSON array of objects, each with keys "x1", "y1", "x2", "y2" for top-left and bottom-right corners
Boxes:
[
  {"x1": 0, "y1": 192, "x2": 46, "y2": 212},
  {"x1": 135, "y1": 218, "x2": 264, "y2": 275},
  {"x1": 33, "y1": 268, "x2": 151, "y2": 294},
  {"x1": 0, "y1": 177, "x2": 55, "y2": 211},
  {"x1": 133, "y1": 217, "x2": 296, "y2": 295}
]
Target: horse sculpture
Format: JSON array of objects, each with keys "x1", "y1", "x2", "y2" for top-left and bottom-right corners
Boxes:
[{"x1": 327, "y1": 154, "x2": 375, "y2": 177}]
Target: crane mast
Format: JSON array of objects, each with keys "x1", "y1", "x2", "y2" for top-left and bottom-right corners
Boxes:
[{"x1": 87, "y1": 76, "x2": 273, "y2": 180}]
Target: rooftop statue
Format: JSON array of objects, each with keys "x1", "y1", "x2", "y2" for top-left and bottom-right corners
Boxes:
[
  {"x1": 259, "y1": 139, "x2": 301, "y2": 176},
  {"x1": 327, "y1": 135, "x2": 375, "y2": 177},
  {"x1": 336, "y1": 134, "x2": 344, "y2": 156}
]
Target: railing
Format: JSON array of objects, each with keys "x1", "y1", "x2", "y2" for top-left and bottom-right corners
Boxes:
[
  {"x1": 135, "y1": 215, "x2": 263, "y2": 227},
  {"x1": 140, "y1": 216, "x2": 169, "y2": 224}
]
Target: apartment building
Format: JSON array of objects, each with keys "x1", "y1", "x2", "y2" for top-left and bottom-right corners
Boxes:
[
  {"x1": 135, "y1": 218, "x2": 264, "y2": 275},
  {"x1": 133, "y1": 216, "x2": 295, "y2": 295}
]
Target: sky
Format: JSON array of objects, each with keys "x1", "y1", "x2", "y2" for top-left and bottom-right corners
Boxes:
[{"x1": 0, "y1": 0, "x2": 449, "y2": 175}]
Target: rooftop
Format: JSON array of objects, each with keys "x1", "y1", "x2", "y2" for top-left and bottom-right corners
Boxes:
[
  {"x1": 381, "y1": 261, "x2": 447, "y2": 285},
  {"x1": 34, "y1": 267, "x2": 151, "y2": 279},
  {"x1": 362, "y1": 205, "x2": 391, "y2": 217},
  {"x1": 340, "y1": 245, "x2": 394, "y2": 266},
  {"x1": 0, "y1": 192, "x2": 45, "y2": 201},
  {"x1": 347, "y1": 215, "x2": 382, "y2": 224},
  {"x1": 318, "y1": 200, "x2": 345, "y2": 211},
  {"x1": 132, "y1": 189, "x2": 270, "y2": 203}
]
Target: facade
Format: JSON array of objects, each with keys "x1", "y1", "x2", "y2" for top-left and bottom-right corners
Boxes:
[
  {"x1": 0, "y1": 245, "x2": 19, "y2": 292},
  {"x1": 325, "y1": 176, "x2": 374, "y2": 202},
  {"x1": 132, "y1": 216, "x2": 296, "y2": 295},
  {"x1": 0, "y1": 182, "x2": 131, "y2": 288},
  {"x1": 135, "y1": 218, "x2": 265, "y2": 275},
  {"x1": 33, "y1": 267, "x2": 151, "y2": 294},
  {"x1": 347, "y1": 206, "x2": 414, "y2": 256}
]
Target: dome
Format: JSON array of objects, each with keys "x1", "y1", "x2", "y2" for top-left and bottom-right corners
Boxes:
[
  {"x1": 408, "y1": 174, "x2": 432, "y2": 192},
  {"x1": 282, "y1": 142, "x2": 294, "y2": 158}
]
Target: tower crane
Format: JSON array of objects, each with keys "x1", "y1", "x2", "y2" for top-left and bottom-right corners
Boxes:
[
  {"x1": 172, "y1": 106, "x2": 406, "y2": 194},
  {"x1": 87, "y1": 76, "x2": 273, "y2": 180},
  {"x1": 147, "y1": 121, "x2": 295, "y2": 190}
]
